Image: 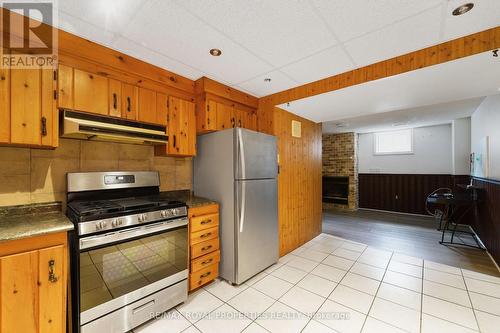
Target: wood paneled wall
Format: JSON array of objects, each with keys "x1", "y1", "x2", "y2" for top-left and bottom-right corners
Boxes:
[
  {"x1": 359, "y1": 173, "x2": 470, "y2": 215},
  {"x1": 471, "y1": 178, "x2": 500, "y2": 265},
  {"x1": 259, "y1": 101, "x2": 322, "y2": 256}
]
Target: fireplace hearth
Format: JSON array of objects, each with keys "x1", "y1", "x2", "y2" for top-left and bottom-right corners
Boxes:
[{"x1": 323, "y1": 176, "x2": 349, "y2": 205}]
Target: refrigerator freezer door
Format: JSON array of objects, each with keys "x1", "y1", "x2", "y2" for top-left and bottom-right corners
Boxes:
[
  {"x1": 235, "y1": 178, "x2": 278, "y2": 284},
  {"x1": 236, "y1": 128, "x2": 277, "y2": 180}
]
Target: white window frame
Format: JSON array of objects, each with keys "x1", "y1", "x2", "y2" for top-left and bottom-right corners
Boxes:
[{"x1": 373, "y1": 129, "x2": 414, "y2": 155}]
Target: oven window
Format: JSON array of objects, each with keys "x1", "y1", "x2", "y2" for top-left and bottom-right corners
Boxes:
[{"x1": 79, "y1": 227, "x2": 188, "y2": 312}]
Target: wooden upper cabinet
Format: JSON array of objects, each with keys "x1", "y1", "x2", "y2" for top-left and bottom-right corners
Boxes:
[
  {"x1": 138, "y1": 88, "x2": 157, "y2": 124},
  {"x1": 215, "y1": 102, "x2": 234, "y2": 130},
  {"x1": 234, "y1": 108, "x2": 257, "y2": 131},
  {"x1": 158, "y1": 96, "x2": 196, "y2": 157},
  {"x1": 73, "y1": 69, "x2": 108, "y2": 115},
  {"x1": 0, "y1": 64, "x2": 10, "y2": 143},
  {"x1": 57, "y1": 64, "x2": 73, "y2": 109},
  {"x1": 121, "y1": 83, "x2": 138, "y2": 121},
  {"x1": 108, "y1": 79, "x2": 122, "y2": 118},
  {"x1": 156, "y1": 93, "x2": 168, "y2": 126},
  {"x1": 196, "y1": 98, "x2": 217, "y2": 133}
]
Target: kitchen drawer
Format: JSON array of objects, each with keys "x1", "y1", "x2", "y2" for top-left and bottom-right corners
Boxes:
[
  {"x1": 191, "y1": 238, "x2": 219, "y2": 259},
  {"x1": 190, "y1": 226, "x2": 218, "y2": 245},
  {"x1": 189, "y1": 263, "x2": 218, "y2": 290},
  {"x1": 190, "y1": 213, "x2": 218, "y2": 233},
  {"x1": 191, "y1": 250, "x2": 220, "y2": 273},
  {"x1": 188, "y1": 204, "x2": 218, "y2": 218}
]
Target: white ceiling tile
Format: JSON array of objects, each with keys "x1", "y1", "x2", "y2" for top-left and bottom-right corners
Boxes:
[
  {"x1": 310, "y1": 0, "x2": 442, "y2": 42},
  {"x1": 57, "y1": 11, "x2": 117, "y2": 47},
  {"x1": 58, "y1": 0, "x2": 147, "y2": 33},
  {"x1": 237, "y1": 71, "x2": 298, "y2": 97},
  {"x1": 176, "y1": 0, "x2": 337, "y2": 67},
  {"x1": 111, "y1": 38, "x2": 205, "y2": 80},
  {"x1": 344, "y1": 7, "x2": 442, "y2": 68},
  {"x1": 443, "y1": 0, "x2": 500, "y2": 41},
  {"x1": 281, "y1": 45, "x2": 354, "y2": 84},
  {"x1": 121, "y1": 0, "x2": 272, "y2": 85}
]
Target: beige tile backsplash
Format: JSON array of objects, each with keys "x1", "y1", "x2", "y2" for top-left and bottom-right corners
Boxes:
[{"x1": 0, "y1": 139, "x2": 192, "y2": 207}]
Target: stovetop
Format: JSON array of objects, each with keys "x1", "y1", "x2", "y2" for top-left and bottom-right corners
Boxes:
[{"x1": 67, "y1": 196, "x2": 186, "y2": 223}]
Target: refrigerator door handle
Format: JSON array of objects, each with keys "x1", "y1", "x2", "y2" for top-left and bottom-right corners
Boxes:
[
  {"x1": 238, "y1": 129, "x2": 246, "y2": 179},
  {"x1": 239, "y1": 181, "x2": 246, "y2": 233}
]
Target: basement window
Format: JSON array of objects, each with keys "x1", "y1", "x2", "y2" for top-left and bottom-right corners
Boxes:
[{"x1": 374, "y1": 129, "x2": 413, "y2": 155}]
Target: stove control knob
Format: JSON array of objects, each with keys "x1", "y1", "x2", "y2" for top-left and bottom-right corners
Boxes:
[
  {"x1": 161, "y1": 210, "x2": 168, "y2": 218},
  {"x1": 117, "y1": 218, "x2": 124, "y2": 226},
  {"x1": 111, "y1": 219, "x2": 117, "y2": 227},
  {"x1": 172, "y1": 208, "x2": 180, "y2": 216},
  {"x1": 138, "y1": 213, "x2": 148, "y2": 223}
]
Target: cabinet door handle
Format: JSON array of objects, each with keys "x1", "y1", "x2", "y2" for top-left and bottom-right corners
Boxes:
[
  {"x1": 113, "y1": 93, "x2": 117, "y2": 110},
  {"x1": 231, "y1": 117, "x2": 235, "y2": 127},
  {"x1": 127, "y1": 96, "x2": 131, "y2": 112},
  {"x1": 201, "y1": 245, "x2": 213, "y2": 251},
  {"x1": 238, "y1": 119, "x2": 242, "y2": 127},
  {"x1": 200, "y1": 232, "x2": 212, "y2": 239},
  {"x1": 200, "y1": 219, "x2": 212, "y2": 225},
  {"x1": 201, "y1": 258, "x2": 214, "y2": 265},
  {"x1": 41, "y1": 117, "x2": 47, "y2": 136},
  {"x1": 48, "y1": 259, "x2": 58, "y2": 283},
  {"x1": 173, "y1": 135, "x2": 176, "y2": 148}
]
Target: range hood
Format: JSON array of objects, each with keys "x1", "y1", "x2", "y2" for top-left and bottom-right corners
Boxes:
[{"x1": 60, "y1": 109, "x2": 168, "y2": 145}]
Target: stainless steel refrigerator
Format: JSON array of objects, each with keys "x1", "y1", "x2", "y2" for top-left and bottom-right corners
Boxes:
[{"x1": 194, "y1": 128, "x2": 279, "y2": 285}]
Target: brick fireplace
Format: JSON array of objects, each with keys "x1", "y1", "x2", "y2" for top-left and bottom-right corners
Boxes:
[{"x1": 322, "y1": 132, "x2": 358, "y2": 210}]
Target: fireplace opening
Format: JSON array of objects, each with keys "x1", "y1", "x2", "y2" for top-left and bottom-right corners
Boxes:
[{"x1": 323, "y1": 176, "x2": 349, "y2": 205}]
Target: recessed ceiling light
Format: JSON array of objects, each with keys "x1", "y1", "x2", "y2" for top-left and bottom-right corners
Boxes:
[
  {"x1": 452, "y1": 3, "x2": 474, "y2": 16},
  {"x1": 264, "y1": 78, "x2": 272, "y2": 83},
  {"x1": 209, "y1": 48, "x2": 222, "y2": 56}
]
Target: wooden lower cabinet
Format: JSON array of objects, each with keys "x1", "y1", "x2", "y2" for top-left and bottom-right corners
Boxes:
[
  {"x1": 188, "y1": 204, "x2": 220, "y2": 291},
  {"x1": 0, "y1": 232, "x2": 68, "y2": 333}
]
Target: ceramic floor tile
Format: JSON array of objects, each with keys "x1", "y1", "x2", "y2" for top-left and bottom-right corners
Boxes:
[
  {"x1": 357, "y1": 253, "x2": 390, "y2": 269},
  {"x1": 340, "y1": 241, "x2": 367, "y2": 252},
  {"x1": 205, "y1": 279, "x2": 248, "y2": 302},
  {"x1": 297, "y1": 274, "x2": 337, "y2": 297},
  {"x1": 424, "y1": 268, "x2": 466, "y2": 290},
  {"x1": 369, "y1": 298, "x2": 420, "y2": 333},
  {"x1": 475, "y1": 309, "x2": 500, "y2": 333},
  {"x1": 322, "y1": 255, "x2": 355, "y2": 271},
  {"x1": 256, "y1": 302, "x2": 310, "y2": 333},
  {"x1": 244, "y1": 271, "x2": 269, "y2": 286},
  {"x1": 462, "y1": 269, "x2": 500, "y2": 285},
  {"x1": 469, "y1": 291, "x2": 500, "y2": 316},
  {"x1": 279, "y1": 286, "x2": 326, "y2": 316},
  {"x1": 242, "y1": 322, "x2": 270, "y2": 333},
  {"x1": 315, "y1": 299, "x2": 366, "y2": 333},
  {"x1": 424, "y1": 260, "x2": 462, "y2": 275},
  {"x1": 349, "y1": 262, "x2": 385, "y2": 281},
  {"x1": 286, "y1": 256, "x2": 320, "y2": 272},
  {"x1": 360, "y1": 247, "x2": 392, "y2": 260},
  {"x1": 383, "y1": 270, "x2": 422, "y2": 293},
  {"x1": 253, "y1": 274, "x2": 294, "y2": 299},
  {"x1": 290, "y1": 246, "x2": 307, "y2": 256},
  {"x1": 264, "y1": 263, "x2": 283, "y2": 274},
  {"x1": 341, "y1": 272, "x2": 381, "y2": 295},
  {"x1": 387, "y1": 260, "x2": 423, "y2": 278},
  {"x1": 297, "y1": 249, "x2": 329, "y2": 262},
  {"x1": 271, "y1": 264, "x2": 308, "y2": 284},
  {"x1": 422, "y1": 295, "x2": 478, "y2": 330},
  {"x1": 331, "y1": 247, "x2": 362, "y2": 261},
  {"x1": 301, "y1": 319, "x2": 336, "y2": 333},
  {"x1": 362, "y1": 317, "x2": 406, "y2": 333},
  {"x1": 391, "y1": 253, "x2": 423, "y2": 267},
  {"x1": 134, "y1": 309, "x2": 190, "y2": 333},
  {"x1": 421, "y1": 314, "x2": 478, "y2": 333},
  {"x1": 377, "y1": 282, "x2": 421, "y2": 311},
  {"x1": 465, "y1": 277, "x2": 500, "y2": 298},
  {"x1": 309, "y1": 242, "x2": 342, "y2": 254},
  {"x1": 177, "y1": 289, "x2": 224, "y2": 323},
  {"x1": 328, "y1": 284, "x2": 374, "y2": 314},
  {"x1": 278, "y1": 253, "x2": 298, "y2": 265},
  {"x1": 194, "y1": 304, "x2": 252, "y2": 333},
  {"x1": 311, "y1": 264, "x2": 348, "y2": 283},
  {"x1": 423, "y1": 280, "x2": 471, "y2": 307},
  {"x1": 228, "y1": 287, "x2": 275, "y2": 320}
]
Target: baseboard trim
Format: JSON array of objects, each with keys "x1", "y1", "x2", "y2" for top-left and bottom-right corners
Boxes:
[{"x1": 358, "y1": 208, "x2": 434, "y2": 219}]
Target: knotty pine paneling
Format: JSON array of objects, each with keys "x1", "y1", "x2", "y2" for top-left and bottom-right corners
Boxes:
[
  {"x1": 259, "y1": 103, "x2": 322, "y2": 256},
  {"x1": 359, "y1": 174, "x2": 471, "y2": 215}
]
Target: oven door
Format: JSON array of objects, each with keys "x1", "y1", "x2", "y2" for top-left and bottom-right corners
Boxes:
[{"x1": 78, "y1": 218, "x2": 188, "y2": 327}]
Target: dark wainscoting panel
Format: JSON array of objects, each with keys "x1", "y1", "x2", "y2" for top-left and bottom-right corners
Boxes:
[
  {"x1": 471, "y1": 178, "x2": 500, "y2": 265},
  {"x1": 359, "y1": 173, "x2": 470, "y2": 215}
]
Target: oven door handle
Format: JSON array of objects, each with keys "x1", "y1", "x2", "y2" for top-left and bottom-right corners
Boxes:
[{"x1": 79, "y1": 218, "x2": 188, "y2": 250}]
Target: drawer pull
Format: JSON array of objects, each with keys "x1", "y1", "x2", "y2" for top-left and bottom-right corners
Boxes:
[
  {"x1": 201, "y1": 258, "x2": 214, "y2": 265},
  {"x1": 200, "y1": 232, "x2": 212, "y2": 239},
  {"x1": 200, "y1": 219, "x2": 212, "y2": 225},
  {"x1": 200, "y1": 272, "x2": 211, "y2": 279},
  {"x1": 201, "y1": 245, "x2": 213, "y2": 251}
]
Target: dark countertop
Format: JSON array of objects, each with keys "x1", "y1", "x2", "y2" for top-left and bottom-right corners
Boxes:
[
  {"x1": 159, "y1": 190, "x2": 218, "y2": 208},
  {"x1": 0, "y1": 202, "x2": 74, "y2": 242}
]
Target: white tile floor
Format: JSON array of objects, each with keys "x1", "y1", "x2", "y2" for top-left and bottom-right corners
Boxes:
[{"x1": 134, "y1": 233, "x2": 500, "y2": 333}]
